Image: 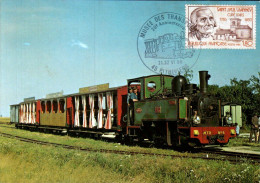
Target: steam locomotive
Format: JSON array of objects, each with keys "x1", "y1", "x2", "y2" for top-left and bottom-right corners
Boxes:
[{"x1": 10, "y1": 71, "x2": 236, "y2": 147}]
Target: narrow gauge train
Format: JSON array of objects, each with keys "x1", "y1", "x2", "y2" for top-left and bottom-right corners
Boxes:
[{"x1": 10, "y1": 71, "x2": 236, "y2": 147}]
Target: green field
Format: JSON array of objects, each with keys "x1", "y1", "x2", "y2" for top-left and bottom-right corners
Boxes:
[
  {"x1": 0, "y1": 118, "x2": 259, "y2": 182},
  {"x1": 0, "y1": 117, "x2": 10, "y2": 123}
]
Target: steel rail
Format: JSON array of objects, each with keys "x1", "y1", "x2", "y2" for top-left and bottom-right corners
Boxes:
[{"x1": 200, "y1": 148, "x2": 260, "y2": 162}]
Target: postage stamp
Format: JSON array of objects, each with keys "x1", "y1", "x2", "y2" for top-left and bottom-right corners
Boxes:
[
  {"x1": 185, "y1": 5, "x2": 256, "y2": 49},
  {"x1": 137, "y1": 12, "x2": 200, "y2": 75}
]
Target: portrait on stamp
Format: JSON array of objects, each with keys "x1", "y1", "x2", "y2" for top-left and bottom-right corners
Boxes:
[{"x1": 188, "y1": 7, "x2": 217, "y2": 41}]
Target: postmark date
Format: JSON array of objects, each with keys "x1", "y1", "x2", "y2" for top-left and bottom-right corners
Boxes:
[{"x1": 158, "y1": 60, "x2": 169, "y2": 65}]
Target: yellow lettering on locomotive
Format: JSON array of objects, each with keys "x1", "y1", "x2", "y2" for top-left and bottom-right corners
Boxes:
[
  {"x1": 203, "y1": 131, "x2": 212, "y2": 135},
  {"x1": 218, "y1": 131, "x2": 225, "y2": 135}
]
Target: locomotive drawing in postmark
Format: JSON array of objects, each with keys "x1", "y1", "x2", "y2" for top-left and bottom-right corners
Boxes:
[
  {"x1": 185, "y1": 5, "x2": 256, "y2": 49},
  {"x1": 137, "y1": 12, "x2": 200, "y2": 75}
]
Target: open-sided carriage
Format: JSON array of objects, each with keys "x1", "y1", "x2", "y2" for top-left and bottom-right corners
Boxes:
[{"x1": 15, "y1": 85, "x2": 128, "y2": 137}]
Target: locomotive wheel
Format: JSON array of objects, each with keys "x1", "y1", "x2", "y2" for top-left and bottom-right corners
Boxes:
[
  {"x1": 154, "y1": 137, "x2": 166, "y2": 148},
  {"x1": 220, "y1": 143, "x2": 228, "y2": 147},
  {"x1": 115, "y1": 134, "x2": 123, "y2": 144},
  {"x1": 124, "y1": 135, "x2": 134, "y2": 145}
]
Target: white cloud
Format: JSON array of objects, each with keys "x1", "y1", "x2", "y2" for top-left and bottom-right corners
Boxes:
[{"x1": 70, "y1": 40, "x2": 88, "y2": 49}]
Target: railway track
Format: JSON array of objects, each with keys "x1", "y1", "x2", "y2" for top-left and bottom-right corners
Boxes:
[
  {"x1": 0, "y1": 130, "x2": 259, "y2": 164},
  {"x1": 200, "y1": 148, "x2": 260, "y2": 162},
  {"x1": 0, "y1": 122, "x2": 12, "y2": 125}
]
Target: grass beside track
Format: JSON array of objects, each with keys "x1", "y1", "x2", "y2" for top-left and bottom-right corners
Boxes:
[
  {"x1": 0, "y1": 124, "x2": 185, "y2": 156},
  {"x1": 0, "y1": 118, "x2": 259, "y2": 182},
  {"x1": 0, "y1": 136, "x2": 259, "y2": 183},
  {"x1": 0, "y1": 117, "x2": 10, "y2": 123}
]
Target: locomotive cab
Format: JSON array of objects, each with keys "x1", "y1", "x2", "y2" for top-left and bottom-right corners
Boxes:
[{"x1": 126, "y1": 75, "x2": 174, "y2": 126}]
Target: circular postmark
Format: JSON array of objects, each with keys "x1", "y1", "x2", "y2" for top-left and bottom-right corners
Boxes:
[{"x1": 137, "y1": 12, "x2": 200, "y2": 75}]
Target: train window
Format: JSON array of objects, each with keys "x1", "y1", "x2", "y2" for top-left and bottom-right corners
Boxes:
[
  {"x1": 94, "y1": 95, "x2": 98, "y2": 110},
  {"x1": 103, "y1": 96, "x2": 106, "y2": 109},
  {"x1": 53, "y1": 100, "x2": 58, "y2": 113},
  {"x1": 147, "y1": 81, "x2": 156, "y2": 92},
  {"x1": 112, "y1": 93, "x2": 117, "y2": 127},
  {"x1": 86, "y1": 96, "x2": 90, "y2": 111},
  {"x1": 33, "y1": 103, "x2": 36, "y2": 112},
  {"x1": 79, "y1": 96, "x2": 83, "y2": 126},
  {"x1": 47, "y1": 101, "x2": 51, "y2": 113},
  {"x1": 59, "y1": 100, "x2": 65, "y2": 113},
  {"x1": 28, "y1": 104, "x2": 30, "y2": 112},
  {"x1": 79, "y1": 96, "x2": 83, "y2": 111},
  {"x1": 41, "y1": 101, "x2": 45, "y2": 113},
  {"x1": 129, "y1": 82, "x2": 141, "y2": 101}
]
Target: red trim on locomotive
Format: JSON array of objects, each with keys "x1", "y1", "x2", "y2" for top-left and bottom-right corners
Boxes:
[{"x1": 189, "y1": 126, "x2": 236, "y2": 144}]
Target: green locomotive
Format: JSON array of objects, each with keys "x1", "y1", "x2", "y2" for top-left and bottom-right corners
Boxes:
[{"x1": 126, "y1": 71, "x2": 236, "y2": 146}]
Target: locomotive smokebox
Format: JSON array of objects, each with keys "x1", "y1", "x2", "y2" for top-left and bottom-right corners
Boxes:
[
  {"x1": 172, "y1": 75, "x2": 187, "y2": 96},
  {"x1": 199, "y1": 71, "x2": 211, "y2": 93}
]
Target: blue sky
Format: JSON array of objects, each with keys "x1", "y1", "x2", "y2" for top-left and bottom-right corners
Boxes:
[{"x1": 0, "y1": 0, "x2": 259, "y2": 116}]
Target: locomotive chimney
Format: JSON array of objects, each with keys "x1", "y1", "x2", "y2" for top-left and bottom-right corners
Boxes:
[{"x1": 199, "y1": 71, "x2": 211, "y2": 93}]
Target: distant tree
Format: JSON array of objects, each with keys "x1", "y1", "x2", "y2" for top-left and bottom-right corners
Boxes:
[
  {"x1": 208, "y1": 73, "x2": 259, "y2": 125},
  {"x1": 229, "y1": 78, "x2": 255, "y2": 123},
  {"x1": 249, "y1": 72, "x2": 260, "y2": 116},
  {"x1": 183, "y1": 67, "x2": 193, "y2": 84},
  {"x1": 208, "y1": 85, "x2": 220, "y2": 96},
  {"x1": 250, "y1": 72, "x2": 260, "y2": 94}
]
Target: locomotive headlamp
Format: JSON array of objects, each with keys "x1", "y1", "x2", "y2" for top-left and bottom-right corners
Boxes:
[
  {"x1": 230, "y1": 129, "x2": 236, "y2": 135},
  {"x1": 193, "y1": 116, "x2": 201, "y2": 124},
  {"x1": 193, "y1": 130, "x2": 199, "y2": 136}
]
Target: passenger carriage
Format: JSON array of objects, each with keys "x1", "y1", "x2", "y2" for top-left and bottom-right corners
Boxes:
[
  {"x1": 17, "y1": 97, "x2": 37, "y2": 126},
  {"x1": 15, "y1": 84, "x2": 129, "y2": 137},
  {"x1": 10, "y1": 104, "x2": 20, "y2": 124}
]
